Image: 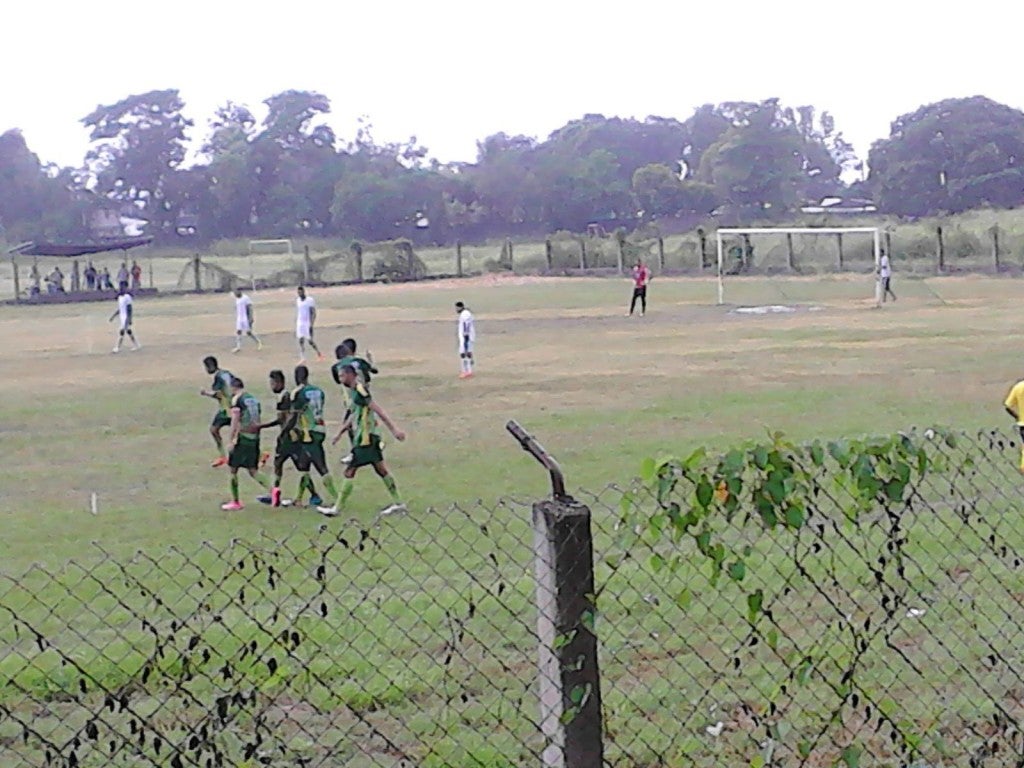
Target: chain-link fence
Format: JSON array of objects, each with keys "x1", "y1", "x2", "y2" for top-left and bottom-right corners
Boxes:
[{"x1": 3, "y1": 426, "x2": 1024, "y2": 766}]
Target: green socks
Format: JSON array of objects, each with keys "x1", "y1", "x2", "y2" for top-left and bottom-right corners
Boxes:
[
  {"x1": 337, "y1": 479, "x2": 354, "y2": 510},
  {"x1": 295, "y1": 473, "x2": 313, "y2": 502},
  {"x1": 322, "y1": 475, "x2": 338, "y2": 501},
  {"x1": 230, "y1": 476, "x2": 239, "y2": 503},
  {"x1": 382, "y1": 474, "x2": 401, "y2": 503}
]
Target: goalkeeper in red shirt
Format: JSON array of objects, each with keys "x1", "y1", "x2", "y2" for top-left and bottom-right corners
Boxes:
[{"x1": 628, "y1": 260, "x2": 651, "y2": 316}]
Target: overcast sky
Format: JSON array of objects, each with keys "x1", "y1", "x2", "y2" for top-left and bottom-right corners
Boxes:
[{"x1": 3, "y1": 0, "x2": 1021, "y2": 170}]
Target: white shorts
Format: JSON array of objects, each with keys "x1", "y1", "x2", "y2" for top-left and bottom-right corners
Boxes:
[
  {"x1": 297, "y1": 324, "x2": 312, "y2": 340},
  {"x1": 459, "y1": 339, "x2": 474, "y2": 355},
  {"x1": 236, "y1": 320, "x2": 251, "y2": 333}
]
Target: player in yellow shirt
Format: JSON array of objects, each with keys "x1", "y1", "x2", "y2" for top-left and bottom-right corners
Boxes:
[{"x1": 1004, "y1": 379, "x2": 1024, "y2": 471}]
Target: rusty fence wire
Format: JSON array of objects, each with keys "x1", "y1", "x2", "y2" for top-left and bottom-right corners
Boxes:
[{"x1": 2, "y1": 428, "x2": 1024, "y2": 766}]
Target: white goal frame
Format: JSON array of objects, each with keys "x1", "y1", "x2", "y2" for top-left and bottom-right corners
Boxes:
[
  {"x1": 715, "y1": 227, "x2": 881, "y2": 307},
  {"x1": 247, "y1": 239, "x2": 297, "y2": 289}
]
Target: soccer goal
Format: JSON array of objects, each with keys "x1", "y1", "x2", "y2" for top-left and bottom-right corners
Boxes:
[
  {"x1": 247, "y1": 239, "x2": 300, "y2": 289},
  {"x1": 715, "y1": 227, "x2": 881, "y2": 307}
]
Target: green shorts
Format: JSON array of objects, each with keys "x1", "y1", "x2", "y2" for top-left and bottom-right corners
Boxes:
[
  {"x1": 211, "y1": 412, "x2": 232, "y2": 429},
  {"x1": 229, "y1": 439, "x2": 260, "y2": 470},
  {"x1": 301, "y1": 432, "x2": 329, "y2": 474},
  {"x1": 275, "y1": 438, "x2": 309, "y2": 471},
  {"x1": 351, "y1": 435, "x2": 384, "y2": 468}
]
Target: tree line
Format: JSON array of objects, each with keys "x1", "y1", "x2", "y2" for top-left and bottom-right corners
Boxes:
[{"x1": 2, "y1": 91, "x2": 1024, "y2": 245}]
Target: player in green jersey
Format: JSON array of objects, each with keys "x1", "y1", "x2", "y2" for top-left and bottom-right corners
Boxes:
[
  {"x1": 256, "y1": 370, "x2": 321, "y2": 508},
  {"x1": 331, "y1": 338, "x2": 377, "y2": 387},
  {"x1": 221, "y1": 377, "x2": 272, "y2": 510},
  {"x1": 331, "y1": 338, "x2": 378, "y2": 464},
  {"x1": 318, "y1": 364, "x2": 406, "y2": 517},
  {"x1": 200, "y1": 356, "x2": 235, "y2": 467},
  {"x1": 287, "y1": 365, "x2": 340, "y2": 507}
]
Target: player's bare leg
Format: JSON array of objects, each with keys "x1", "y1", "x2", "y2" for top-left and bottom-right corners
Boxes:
[
  {"x1": 307, "y1": 335, "x2": 324, "y2": 362},
  {"x1": 210, "y1": 425, "x2": 228, "y2": 467}
]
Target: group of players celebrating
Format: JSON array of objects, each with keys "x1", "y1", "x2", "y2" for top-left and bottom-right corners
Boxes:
[
  {"x1": 200, "y1": 335, "x2": 407, "y2": 517},
  {"x1": 110, "y1": 283, "x2": 479, "y2": 515}
]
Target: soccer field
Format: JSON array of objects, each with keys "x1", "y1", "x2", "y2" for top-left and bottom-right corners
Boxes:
[
  {"x1": 0, "y1": 273, "x2": 1020, "y2": 574},
  {"x1": 4, "y1": 273, "x2": 1024, "y2": 766}
]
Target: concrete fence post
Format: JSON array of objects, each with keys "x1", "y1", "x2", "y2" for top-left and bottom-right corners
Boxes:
[
  {"x1": 351, "y1": 242, "x2": 364, "y2": 282},
  {"x1": 507, "y1": 421, "x2": 604, "y2": 768}
]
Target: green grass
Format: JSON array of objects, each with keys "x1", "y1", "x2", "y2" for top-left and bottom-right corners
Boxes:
[{"x1": 2, "y1": 275, "x2": 1024, "y2": 765}]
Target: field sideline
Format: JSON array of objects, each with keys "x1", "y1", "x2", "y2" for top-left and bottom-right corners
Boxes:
[{"x1": 0, "y1": 273, "x2": 1020, "y2": 574}]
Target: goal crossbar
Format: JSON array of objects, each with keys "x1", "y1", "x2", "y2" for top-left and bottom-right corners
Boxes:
[
  {"x1": 715, "y1": 227, "x2": 881, "y2": 307},
  {"x1": 245, "y1": 239, "x2": 298, "y2": 290}
]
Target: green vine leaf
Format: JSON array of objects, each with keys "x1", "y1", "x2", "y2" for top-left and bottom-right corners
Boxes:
[{"x1": 747, "y1": 589, "x2": 764, "y2": 624}]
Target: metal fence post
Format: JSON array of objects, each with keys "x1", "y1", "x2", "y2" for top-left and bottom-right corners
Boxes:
[{"x1": 507, "y1": 421, "x2": 603, "y2": 768}]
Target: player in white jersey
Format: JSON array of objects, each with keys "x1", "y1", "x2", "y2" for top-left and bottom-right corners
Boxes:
[
  {"x1": 109, "y1": 283, "x2": 140, "y2": 353},
  {"x1": 455, "y1": 301, "x2": 476, "y2": 379},
  {"x1": 232, "y1": 287, "x2": 263, "y2": 352},
  {"x1": 879, "y1": 253, "x2": 896, "y2": 303},
  {"x1": 295, "y1": 286, "x2": 324, "y2": 362}
]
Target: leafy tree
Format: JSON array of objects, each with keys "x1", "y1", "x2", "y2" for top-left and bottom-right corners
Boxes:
[
  {"x1": 632, "y1": 163, "x2": 687, "y2": 219},
  {"x1": 250, "y1": 91, "x2": 342, "y2": 234},
  {"x1": 679, "y1": 104, "x2": 731, "y2": 178},
  {"x1": 697, "y1": 99, "x2": 852, "y2": 215},
  {"x1": 0, "y1": 129, "x2": 86, "y2": 241},
  {"x1": 82, "y1": 89, "x2": 192, "y2": 239},
  {"x1": 199, "y1": 102, "x2": 259, "y2": 238},
  {"x1": 678, "y1": 181, "x2": 719, "y2": 215},
  {"x1": 536, "y1": 148, "x2": 632, "y2": 231},
  {"x1": 545, "y1": 114, "x2": 688, "y2": 187},
  {"x1": 331, "y1": 124, "x2": 450, "y2": 241},
  {"x1": 468, "y1": 133, "x2": 544, "y2": 232},
  {"x1": 868, "y1": 96, "x2": 1024, "y2": 215}
]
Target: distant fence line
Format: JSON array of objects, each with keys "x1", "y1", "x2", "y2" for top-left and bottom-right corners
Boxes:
[
  {"x1": 2, "y1": 424, "x2": 1024, "y2": 766},
  {"x1": 5, "y1": 221, "x2": 1024, "y2": 302}
]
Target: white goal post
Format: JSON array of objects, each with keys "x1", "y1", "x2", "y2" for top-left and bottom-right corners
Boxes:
[
  {"x1": 247, "y1": 239, "x2": 299, "y2": 289},
  {"x1": 715, "y1": 227, "x2": 881, "y2": 307}
]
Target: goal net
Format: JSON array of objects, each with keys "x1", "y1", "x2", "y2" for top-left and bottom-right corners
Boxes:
[
  {"x1": 247, "y1": 239, "x2": 301, "y2": 288},
  {"x1": 715, "y1": 227, "x2": 881, "y2": 308}
]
